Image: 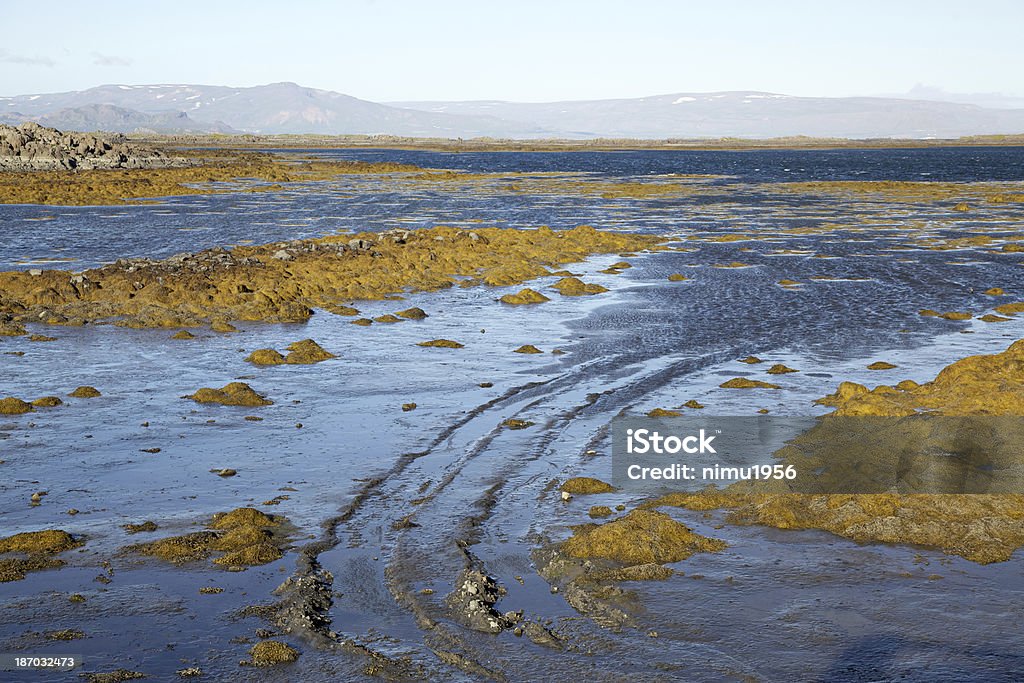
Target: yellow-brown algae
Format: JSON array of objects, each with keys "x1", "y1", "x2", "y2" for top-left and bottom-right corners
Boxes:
[
  {"x1": 395, "y1": 307, "x2": 428, "y2": 319},
  {"x1": 560, "y1": 477, "x2": 616, "y2": 495},
  {"x1": 68, "y1": 386, "x2": 102, "y2": 398},
  {"x1": 248, "y1": 641, "x2": 299, "y2": 666},
  {"x1": 646, "y1": 339, "x2": 1024, "y2": 563},
  {"x1": 0, "y1": 397, "x2": 34, "y2": 414},
  {"x1": 720, "y1": 378, "x2": 781, "y2": 389},
  {"x1": 550, "y1": 277, "x2": 608, "y2": 296},
  {"x1": 514, "y1": 344, "x2": 543, "y2": 354},
  {"x1": 418, "y1": 339, "x2": 464, "y2": 348},
  {"x1": 867, "y1": 361, "x2": 898, "y2": 370},
  {"x1": 766, "y1": 364, "x2": 798, "y2": 375},
  {"x1": 186, "y1": 382, "x2": 272, "y2": 407},
  {"x1": 0, "y1": 530, "x2": 82, "y2": 582},
  {"x1": 127, "y1": 507, "x2": 285, "y2": 568},
  {"x1": 647, "y1": 408, "x2": 682, "y2": 417},
  {"x1": 562, "y1": 510, "x2": 726, "y2": 565},
  {"x1": 0, "y1": 151, "x2": 420, "y2": 206},
  {"x1": 0, "y1": 226, "x2": 659, "y2": 330},
  {"x1": 500, "y1": 288, "x2": 550, "y2": 305}
]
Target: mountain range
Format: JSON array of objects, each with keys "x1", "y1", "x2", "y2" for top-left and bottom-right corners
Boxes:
[{"x1": 2, "y1": 82, "x2": 1023, "y2": 139}]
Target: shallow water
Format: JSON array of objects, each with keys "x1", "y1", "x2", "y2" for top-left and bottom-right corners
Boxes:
[{"x1": 2, "y1": 148, "x2": 1024, "y2": 681}]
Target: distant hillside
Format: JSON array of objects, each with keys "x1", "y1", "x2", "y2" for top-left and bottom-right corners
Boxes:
[
  {"x1": 0, "y1": 103, "x2": 234, "y2": 134},
  {"x1": 390, "y1": 91, "x2": 1024, "y2": 139},
  {"x1": 0, "y1": 83, "x2": 546, "y2": 137},
  {"x1": 2, "y1": 83, "x2": 1023, "y2": 139}
]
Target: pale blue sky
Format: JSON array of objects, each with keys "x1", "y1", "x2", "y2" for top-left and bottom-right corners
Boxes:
[{"x1": 1, "y1": 0, "x2": 1021, "y2": 101}]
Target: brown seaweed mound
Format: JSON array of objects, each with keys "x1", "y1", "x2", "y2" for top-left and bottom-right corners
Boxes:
[
  {"x1": 0, "y1": 397, "x2": 34, "y2": 414},
  {"x1": 551, "y1": 277, "x2": 608, "y2": 296},
  {"x1": 560, "y1": 477, "x2": 616, "y2": 494},
  {"x1": 500, "y1": 288, "x2": 550, "y2": 305},
  {"x1": 720, "y1": 378, "x2": 781, "y2": 389},
  {"x1": 650, "y1": 339, "x2": 1024, "y2": 564},
  {"x1": 127, "y1": 507, "x2": 285, "y2": 568},
  {"x1": 186, "y1": 382, "x2": 272, "y2": 407},
  {"x1": 563, "y1": 510, "x2": 726, "y2": 565},
  {"x1": 0, "y1": 530, "x2": 81, "y2": 582},
  {"x1": 0, "y1": 226, "x2": 659, "y2": 330},
  {"x1": 418, "y1": 339, "x2": 464, "y2": 348},
  {"x1": 248, "y1": 640, "x2": 299, "y2": 666}
]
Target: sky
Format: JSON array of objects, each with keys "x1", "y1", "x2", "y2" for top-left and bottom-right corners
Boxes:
[{"x1": 1, "y1": 0, "x2": 1022, "y2": 103}]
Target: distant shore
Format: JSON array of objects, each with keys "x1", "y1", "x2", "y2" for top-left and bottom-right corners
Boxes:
[{"x1": 131, "y1": 132, "x2": 1024, "y2": 153}]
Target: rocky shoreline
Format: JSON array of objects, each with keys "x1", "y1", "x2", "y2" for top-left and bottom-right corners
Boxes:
[{"x1": 0, "y1": 122, "x2": 188, "y2": 171}]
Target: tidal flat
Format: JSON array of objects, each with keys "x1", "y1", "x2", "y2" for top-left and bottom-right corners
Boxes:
[{"x1": 2, "y1": 145, "x2": 1024, "y2": 681}]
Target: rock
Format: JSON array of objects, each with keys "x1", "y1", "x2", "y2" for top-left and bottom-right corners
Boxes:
[
  {"x1": 939, "y1": 311, "x2": 972, "y2": 321},
  {"x1": 211, "y1": 321, "x2": 238, "y2": 333},
  {"x1": 588, "y1": 506, "x2": 614, "y2": 518},
  {"x1": 739, "y1": 356, "x2": 763, "y2": 364},
  {"x1": 402, "y1": 403, "x2": 417, "y2": 412},
  {"x1": 778, "y1": 279, "x2": 801, "y2": 286},
  {"x1": 953, "y1": 202, "x2": 970, "y2": 212},
  {"x1": 271, "y1": 249, "x2": 292, "y2": 261},
  {"x1": 68, "y1": 386, "x2": 102, "y2": 398},
  {"x1": 667, "y1": 273, "x2": 688, "y2": 281},
  {"x1": 500, "y1": 288, "x2": 550, "y2": 305},
  {"x1": 170, "y1": 330, "x2": 195, "y2": 340},
  {"x1": 647, "y1": 408, "x2": 681, "y2": 417},
  {"x1": 351, "y1": 318, "x2": 373, "y2": 326},
  {"x1": 373, "y1": 314, "x2": 402, "y2": 323},
  {"x1": 867, "y1": 361, "x2": 897, "y2": 370},
  {"x1": 682, "y1": 400, "x2": 705, "y2": 409},
  {"x1": 984, "y1": 288, "x2": 1005, "y2": 296},
  {"x1": 31, "y1": 396, "x2": 63, "y2": 408},
  {"x1": 0, "y1": 122, "x2": 176, "y2": 171},
  {"x1": 502, "y1": 418, "x2": 534, "y2": 430}
]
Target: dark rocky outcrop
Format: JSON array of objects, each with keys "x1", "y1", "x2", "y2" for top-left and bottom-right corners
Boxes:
[{"x1": 0, "y1": 122, "x2": 186, "y2": 170}]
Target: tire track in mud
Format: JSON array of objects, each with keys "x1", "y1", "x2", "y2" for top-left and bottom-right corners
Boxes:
[{"x1": 309, "y1": 349, "x2": 739, "y2": 678}]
